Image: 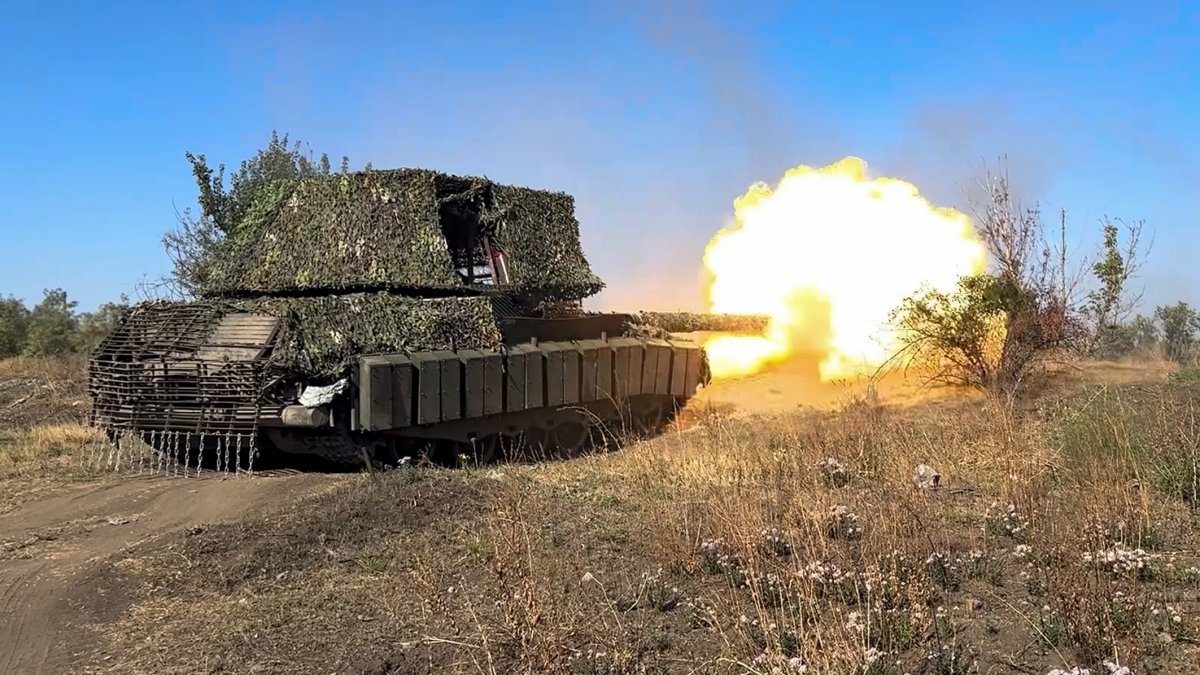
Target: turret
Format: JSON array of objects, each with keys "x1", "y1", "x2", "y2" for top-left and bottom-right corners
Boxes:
[{"x1": 200, "y1": 168, "x2": 604, "y2": 306}]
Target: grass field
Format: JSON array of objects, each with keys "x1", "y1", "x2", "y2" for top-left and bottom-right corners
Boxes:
[{"x1": 3, "y1": 358, "x2": 1200, "y2": 674}]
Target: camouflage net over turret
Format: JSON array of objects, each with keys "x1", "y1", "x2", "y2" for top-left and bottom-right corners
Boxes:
[{"x1": 202, "y1": 169, "x2": 604, "y2": 302}]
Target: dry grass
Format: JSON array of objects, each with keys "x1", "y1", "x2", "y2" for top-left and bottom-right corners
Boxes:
[
  {"x1": 0, "y1": 356, "x2": 111, "y2": 510},
  {"x1": 0, "y1": 422, "x2": 117, "y2": 513},
  {"x1": 69, "y1": 376, "x2": 1200, "y2": 674},
  {"x1": 0, "y1": 423, "x2": 108, "y2": 480},
  {"x1": 0, "y1": 354, "x2": 88, "y2": 381},
  {"x1": 0, "y1": 355, "x2": 90, "y2": 431}
]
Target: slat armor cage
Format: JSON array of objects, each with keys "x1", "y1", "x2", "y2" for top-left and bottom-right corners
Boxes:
[{"x1": 88, "y1": 302, "x2": 275, "y2": 444}]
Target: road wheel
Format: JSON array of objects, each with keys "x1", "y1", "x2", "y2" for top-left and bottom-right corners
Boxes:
[{"x1": 551, "y1": 420, "x2": 590, "y2": 458}]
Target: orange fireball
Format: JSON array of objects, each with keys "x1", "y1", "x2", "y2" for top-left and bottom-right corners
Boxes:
[{"x1": 702, "y1": 157, "x2": 987, "y2": 381}]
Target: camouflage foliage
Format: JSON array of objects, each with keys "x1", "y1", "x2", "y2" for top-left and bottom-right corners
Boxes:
[
  {"x1": 90, "y1": 294, "x2": 503, "y2": 380},
  {"x1": 203, "y1": 169, "x2": 603, "y2": 301},
  {"x1": 488, "y1": 183, "x2": 603, "y2": 299},
  {"x1": 240, "y1": 293, "x2": 503, "y2": 377},
  {"x1": 206, "y1": 170, "x2": 457, "y2": 293}
]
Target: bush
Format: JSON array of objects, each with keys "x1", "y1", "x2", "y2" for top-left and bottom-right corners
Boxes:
[
  {"x1": 1155, "y1": 302, "x2": 1199, "y2": 363},
  {"x1": 162, "y1": 131, "x2": 347, "y2": 297},
  {"x1": 891, "y1": 162, "x2": 1150, "y2": 394},
  {"x1": 23, "y1": 289, "x2": 79, "y2": 357}
]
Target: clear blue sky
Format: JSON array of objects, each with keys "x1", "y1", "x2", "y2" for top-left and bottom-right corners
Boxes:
[{"x1": 1, "y1": 1, "x2": 1196, "y2": 313}]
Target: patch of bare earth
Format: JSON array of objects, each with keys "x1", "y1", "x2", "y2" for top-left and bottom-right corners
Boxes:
[
  {"x1": 58, "y1": 363, "x2": 1200, "y2": 675},
  {"x1": 0, "y1": 472, "x2": 342, "y2": 675}
]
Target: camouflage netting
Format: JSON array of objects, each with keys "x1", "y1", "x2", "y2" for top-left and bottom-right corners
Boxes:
[
  {"x1": 95, "y1": 295, "x2": 503, "y2": 381},
  {"x1": 487, "y1": 183, "x2": 602, "y2": 298},
  {"x1": 237, "y1": 294, "x2": 503, "y2": 378},
  {"x1": 204, "y1": 169, "x2": 603, "y2": 301},
  {"x1": 632, "y1": 311, "x2": 769, "y2": 334}
]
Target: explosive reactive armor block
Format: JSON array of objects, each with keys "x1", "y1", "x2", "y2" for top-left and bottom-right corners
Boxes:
[{"x1": 354, "y1": 338, "x2": 706, "y2": 432}]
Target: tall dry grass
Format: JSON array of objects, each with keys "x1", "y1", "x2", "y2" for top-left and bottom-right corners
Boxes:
[
  {"x1": 0, "y1": 354, "x2": 88, "y2": 382},
  {"x1": 72, "y1": 376, "x2": 1200, "y2": 673},
  {"x1": 0, "y1": 423, "x2": 108, "y2": 481},
  {"x1": 444, "y1": 387, "x2": 1200, "y2": 672}
]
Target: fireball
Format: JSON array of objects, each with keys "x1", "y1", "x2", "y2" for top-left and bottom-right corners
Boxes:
[{"x1": 702, "y1": 157, "x2": 987, "y2": 381}]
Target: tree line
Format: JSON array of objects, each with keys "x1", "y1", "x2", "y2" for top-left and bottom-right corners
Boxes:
[
  {"x1": 0, "y1": 289, "x2": 129, "y2": 359},
  {"x1": 1097, "y1": 303, "x2": 1200, "y2": 363}
]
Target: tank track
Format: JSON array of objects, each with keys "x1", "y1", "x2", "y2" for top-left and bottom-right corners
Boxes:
[{"x1": 261, "y1": 393, "x2": 680, "y2": 468}]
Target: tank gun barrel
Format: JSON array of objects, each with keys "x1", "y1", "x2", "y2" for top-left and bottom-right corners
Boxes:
[{"x1": 631, "y1": 311, "x2": 768, "y2": 334}]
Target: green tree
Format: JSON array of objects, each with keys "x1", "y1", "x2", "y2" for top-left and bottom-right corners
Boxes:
[
  {"x1": 0, "y1": 295, "x2": 30, "y2": 358},
  {"x1": 77, "y1": 296, "x2": 130, "y2": 354},
  {"x1": 1084, "y1": 219, "x2": 1148, "y2": 354},
  {"x1": 23, "y1": 288, "x2": 80, "y2": 357},
  {"x1": 1154, "y1": 302, "x2": 1200, "y2": 362},
  {"x1": 162, "y1": 131, "x2": 347, "y2": 296}
]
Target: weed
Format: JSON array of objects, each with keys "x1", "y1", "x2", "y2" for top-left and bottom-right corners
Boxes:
[
  {"x1": 697, "y1": 538, "x2": 737, "y2": 575},
  {"x1": 685, "y1": 597, "x2": 719, "y2": 630},
  {"x1": 1108, "y1": 593, "x2": 1139, "y2": 635},
  {"x1": 760, "y1": 526, "x2": 792, "y2": 556},
  {"x1": 463, "y1": 533, "x2": 488, "y2": 563},
  {"x1": 961, "y1": 549, "x2": 1003, "y2": 585},
  {"x1": 826, "y1": 504, "x2": 862, "y2": 541},
  {"x1": 925, "y1": 551, "x2": 962, "y2": 591},
  {"x1": 926, "y1": 642, "x2": 974, "y2": 675},
  {"x1": 568, "y1": 649, "x2": 634, "y2": 675},
  {"x1": 817, "y1": 456, "x2": 852, "y2": 488},
  {"x1": 1084, "y1": 543, "x2": 1154, "y2": 580},
  {"x1": 624, "y1": 568, "x2": 681, "y2": 612},
  {"x1": 985, "y1": 501, "x2": 1030, "y2": 542},
  {"x1": 1035, "y1": 606, "x2": 1066, "y2": 646}
]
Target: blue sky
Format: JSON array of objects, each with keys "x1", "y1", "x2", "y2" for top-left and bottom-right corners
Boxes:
[{"x1": 1, "y1": 1, "x2": 1196, "y2": 313}]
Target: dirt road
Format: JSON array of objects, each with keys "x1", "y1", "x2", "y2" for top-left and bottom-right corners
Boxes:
[{"x1": 0, "y1": 472, "x2": 339, "y2": 675}]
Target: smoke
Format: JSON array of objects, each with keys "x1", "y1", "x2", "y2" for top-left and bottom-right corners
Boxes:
[
  {"x1": 616, "y1": 0, "x2": 778, "y2": 162},
  {"x1": 875, "y1": 96, "x2": 1067, "y2": 213},
  {"x1": 595, "y1": 4, "x2": 1074, "y2": 318},
  {"x1": 588, "y1": 1, "x2": 845, "y2": 313},
  {"x1": 606, "y1": 0, "x2": 843, "y2": 178}
]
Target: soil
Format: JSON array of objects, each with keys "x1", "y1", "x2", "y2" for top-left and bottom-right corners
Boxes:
[{"x1": 0, "y1": 472, "x2": 340, "y2": 675}]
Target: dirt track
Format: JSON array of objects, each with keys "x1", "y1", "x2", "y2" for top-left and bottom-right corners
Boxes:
[{"x1": 0, "y1": 472, "x2": 339, "y2": 675}]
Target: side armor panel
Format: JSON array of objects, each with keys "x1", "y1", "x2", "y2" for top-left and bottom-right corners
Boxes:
[{"x1": 354, "y1": 338, "x2": 704, "y2": 431}]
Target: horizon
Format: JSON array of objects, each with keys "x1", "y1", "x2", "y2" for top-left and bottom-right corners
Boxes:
[{"x1": 1, "y1": 1, "x2": 1196, "y2": 315}]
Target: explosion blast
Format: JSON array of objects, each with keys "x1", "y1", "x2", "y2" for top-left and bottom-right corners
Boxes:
[{"x1": 702, "y1": 157, "x2": 987, "y2": 381}]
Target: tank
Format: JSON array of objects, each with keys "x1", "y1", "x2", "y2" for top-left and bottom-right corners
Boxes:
[{"x1": 86, "y1": 168, "x2": 731, "y2": 469}]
